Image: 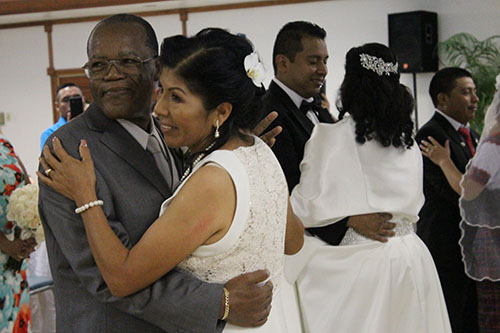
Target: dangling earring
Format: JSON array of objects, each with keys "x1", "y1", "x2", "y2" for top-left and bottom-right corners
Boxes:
[{"x1": 215, "y1": 119, "x2": 220, "y2": 138}]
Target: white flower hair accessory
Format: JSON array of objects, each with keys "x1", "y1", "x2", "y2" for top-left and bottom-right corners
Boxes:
[
  {"x1": 359, "y1": 53, "x2": 398, "y2": 76},
  {"x1": 244, "y1": 52, "x2": 266, "y2": 87}
]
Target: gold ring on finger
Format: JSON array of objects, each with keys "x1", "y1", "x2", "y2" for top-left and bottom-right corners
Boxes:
[{"x1": 45, "y1": 168, "x2": 52, "y2": 177}]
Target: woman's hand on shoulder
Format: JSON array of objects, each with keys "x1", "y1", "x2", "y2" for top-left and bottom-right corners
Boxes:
[
  {"x1": 419, "y1": 136, "x2": 451, "y2": 166},
  {"x1": 37, "y1": 137, "x2": 97, "y2": 204}
]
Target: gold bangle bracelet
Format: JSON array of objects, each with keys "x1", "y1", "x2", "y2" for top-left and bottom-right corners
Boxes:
[{"x1": 221, "y1": 287, "x2": 230, "y2": 321}]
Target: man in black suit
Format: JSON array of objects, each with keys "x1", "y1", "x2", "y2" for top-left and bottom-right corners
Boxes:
[
  {"x1": 416, "y1": 67, "x2": 480, "y2": 333},
  {"x1": 262, "y1": 21, "x2": 395, "y2": 245}
]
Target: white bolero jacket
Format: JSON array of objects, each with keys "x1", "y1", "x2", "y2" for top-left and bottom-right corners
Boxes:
[{"x1": 290, "y1": 116, "x2": 424, "y2": 227}]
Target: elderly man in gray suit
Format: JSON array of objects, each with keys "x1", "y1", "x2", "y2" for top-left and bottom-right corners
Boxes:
[{"x1": 38, "y1": 14, "x2": 273, "y2": 332}]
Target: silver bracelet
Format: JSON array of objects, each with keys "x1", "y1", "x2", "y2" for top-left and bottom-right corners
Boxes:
[{"x1": 75, "y1": 200, "x2": 104, "y2": 214}]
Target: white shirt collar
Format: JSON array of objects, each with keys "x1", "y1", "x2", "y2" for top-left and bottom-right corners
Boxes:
[
  {"x1": 273, "y1": 77, "x2": 314, "y2": 110},
  {"x1": 435, "y1": 109, "x2": 469, "y2": 131}
]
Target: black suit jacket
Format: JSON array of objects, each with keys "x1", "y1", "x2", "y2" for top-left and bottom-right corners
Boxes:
[
  {"x1": 262, "y1": 81, "x2": 333, "y2": 191},
  {"x1": 415, "y1": 112, "x2": 479, "y2": 268},
  {"x1": 262, "y1": 81, "x2": 347, "y2": 245},
  {"x1": 415, "y1": 111, "x2": 480, "y2": 332}
]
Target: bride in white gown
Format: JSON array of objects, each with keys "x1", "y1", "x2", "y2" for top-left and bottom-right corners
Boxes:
[
  {"x1": 289, "y1": 43, "x2": 451, "y2": 332},
  {"x1": 38, "y1": 28, "x2": 304, "y2": 332}
]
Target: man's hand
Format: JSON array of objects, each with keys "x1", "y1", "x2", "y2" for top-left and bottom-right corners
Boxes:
[
  {"x1": 253, "y1": 112, "x2": 282, "y2": 148},
  {"x1": 21, "y1": 237, "x2": 37, "y2": 259},
  {"x1": 347, "y1": 213, "x2": 395, "y2": 243},
  {"x1": 222, "y1": 270, "x2": 273, "y2": 327},
  {"x1": 0, "y1": 235, "x2": 36, "y2": 261}
]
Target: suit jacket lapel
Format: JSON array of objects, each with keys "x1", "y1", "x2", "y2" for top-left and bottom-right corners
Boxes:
[
  {"x1": 269, "y1": 82, "x2": 314, "y2": 134},
  {"x1": 85, "y1": 105, "x2": 172, "y2": 198}
]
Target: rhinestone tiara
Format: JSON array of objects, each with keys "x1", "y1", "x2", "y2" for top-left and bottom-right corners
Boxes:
[{"x1": 359, "y1": 53, "x2": 398, "y2": 76}]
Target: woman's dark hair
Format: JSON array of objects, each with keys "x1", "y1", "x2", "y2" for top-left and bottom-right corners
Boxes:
[
  {"x1": 338, "y1": 43, "x2": 414, "y2": 148},
  {"x1": 159, "y1": 28, "x2": 264, "y2": 154}
]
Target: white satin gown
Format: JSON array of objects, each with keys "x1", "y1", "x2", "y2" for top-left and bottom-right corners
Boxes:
[{"x1": 288, "y1": 117, "x2": 452, "y2": 333}]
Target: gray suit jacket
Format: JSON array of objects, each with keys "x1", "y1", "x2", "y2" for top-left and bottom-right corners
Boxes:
[{"x1": 38, "y1": 104, "x2": 224, "y2": 332}]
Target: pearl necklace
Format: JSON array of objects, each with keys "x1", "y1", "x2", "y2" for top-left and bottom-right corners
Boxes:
[{"x1": 179, "y1": 141, "x2": 217, "y2": 184}]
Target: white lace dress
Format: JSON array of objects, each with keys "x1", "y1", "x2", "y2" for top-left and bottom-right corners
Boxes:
[{"x1": 160, "y1": 137, "x2": 296, "y2": 332}]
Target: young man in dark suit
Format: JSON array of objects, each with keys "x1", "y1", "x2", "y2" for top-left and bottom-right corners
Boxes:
[
  {"x1": 262, "y1": 21, "x2": 395, "y2": 245},
  {"x1": 416, "y1": 67, "x2": 480, "y2": 333}
]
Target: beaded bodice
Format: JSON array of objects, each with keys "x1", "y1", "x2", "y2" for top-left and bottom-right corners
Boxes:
[{"x1": 163, "y1": 138, "x2": 288, "y2": 290}]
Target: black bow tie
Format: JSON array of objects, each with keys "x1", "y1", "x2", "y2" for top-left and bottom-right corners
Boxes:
[{"x1": 300, "y1": 99, "x2": 321, "y2": 116}]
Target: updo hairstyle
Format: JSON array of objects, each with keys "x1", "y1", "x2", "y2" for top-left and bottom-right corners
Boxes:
[
  {"x1": 338, "y1": 43, "x2": 414, "y2": 148},
  {"x1": 160, "y1": 28, "x2": 265, "y2": 152}
]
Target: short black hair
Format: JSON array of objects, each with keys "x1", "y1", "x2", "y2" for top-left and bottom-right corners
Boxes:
[
  {"x1": 87, "y1": 14, "x2": 158, "y2": 57},
  {"x1": 429, "y1": 67, "x2": 473, "y2": 107},
  {"x1": 272, "y1": 21, "x2": 326, "y2": 73},
  {"x1": 55, "y1": 83, "x2": 80, "y2": 102}
]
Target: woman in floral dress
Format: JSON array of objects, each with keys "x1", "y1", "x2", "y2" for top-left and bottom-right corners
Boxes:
[{"x1": 0, "y1": 136, "x2": 35, "y2": 332}]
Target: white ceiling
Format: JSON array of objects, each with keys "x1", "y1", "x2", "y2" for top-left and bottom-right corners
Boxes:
[{"x1": 0, "y1": 0, "x2": 268, "y2": 25}]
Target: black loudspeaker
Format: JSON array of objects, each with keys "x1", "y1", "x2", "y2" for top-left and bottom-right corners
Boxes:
[{"x1": 388, "y1": 11, "x2": 438, "y2": 73}]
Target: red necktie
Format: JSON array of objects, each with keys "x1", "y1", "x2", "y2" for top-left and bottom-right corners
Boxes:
[{"x1": 458, "y1": 127, "x2": 475, "y2": 156}]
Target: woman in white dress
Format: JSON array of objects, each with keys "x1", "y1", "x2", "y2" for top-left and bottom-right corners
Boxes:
[
  {"x1": 458, "y1": 92, "x2": 500, "y2": 333},
  {"x1": 38, "y1": 28, "x2": 304, "y2": 332},
  {"x1": 289, "y1": 43, "x2": 451, "y2": 332},
  {"x1": 420, "y1": 80, "x2": 500, "y2": 332}
]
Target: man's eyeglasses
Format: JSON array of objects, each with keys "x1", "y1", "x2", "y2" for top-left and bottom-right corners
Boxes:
[{"x1": 82, "y1": 56, "x2": 156, "y2": 78}]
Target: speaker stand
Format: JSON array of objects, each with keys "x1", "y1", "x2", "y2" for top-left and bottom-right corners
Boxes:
[{"x1": 412, "y1": 72, "x2": 419, "y2": 130}]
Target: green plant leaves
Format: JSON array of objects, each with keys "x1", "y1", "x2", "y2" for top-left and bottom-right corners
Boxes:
[{"x1": 438, "y1": 32, "x2": 500, "y2": 133}]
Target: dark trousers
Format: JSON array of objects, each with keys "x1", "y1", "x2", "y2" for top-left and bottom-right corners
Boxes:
[{"x1": 438, "y1": 265, "x2": 479, "y2": 333}]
